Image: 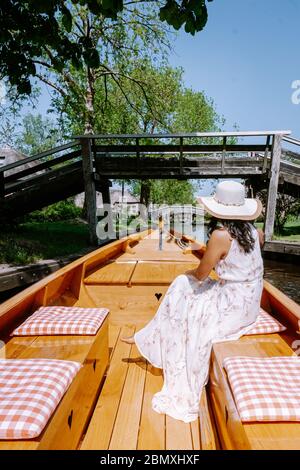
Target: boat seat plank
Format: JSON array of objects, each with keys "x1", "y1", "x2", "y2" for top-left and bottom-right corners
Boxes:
[
  {"x1": 0, "y1": 316, "x2": 109, "y2": 450},
  {"x1": 130, "y1": 261, "x2": 199, "y2": 285},
  {"x1": 209, "y1": 334, "x2": 300, "y2": 450},
  {"x1": 213, "y1": 334, "x2": 294, "y2": 362},
  {"x1": 80, "y1": 325, "x2": 135, "y2": 450},
  {"x1": 244, "y1": 421, "x2": 300, "y2": 450},
  {"x1": 120, "y1": 252, "x2": 198, "y2": 262},
  {"x1": 82, "y1": 285, "x2": 168, "y2": 325},
  {"x1": 118, "y1": 237, "x2": 198, "y2": 262},
  {"x1": 0, "y1": 441, "x2": 39, "y2": 451},
  {"x1": 84, "y1": 261, "x2": 137, "y2": 285},
  {"x1": 137, "y1": 364, "x2": 165, "y2": 450},
  {"x1": 0, "y1": 336, "x2": 38, "y2": 359}
]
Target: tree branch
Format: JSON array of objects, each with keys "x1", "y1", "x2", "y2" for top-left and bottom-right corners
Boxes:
[
  {"x1": 95, "y1": 64, "x2": 160, "y2": 121},
  {"x1": 35, "y1": 74, "x2": 67, "y2": 97}
]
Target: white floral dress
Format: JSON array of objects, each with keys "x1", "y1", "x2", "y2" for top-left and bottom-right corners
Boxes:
[{"x1": 134, "y1": 226, "x2": 264, "y2": 423}]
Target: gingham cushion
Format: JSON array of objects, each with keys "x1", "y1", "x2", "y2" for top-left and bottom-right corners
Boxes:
[
  {"x1": 0, "y1": 359, "x2": 81, "y2": 439},
  {"x1": 245, "y1": 308, "x2": 286, "y2": 335},
  {"x1": 11, "y1": 306, "x2": 109, "y2": 336},
  {"x1": 223, "y1": 356, "x2": 300, "y2": 422}
]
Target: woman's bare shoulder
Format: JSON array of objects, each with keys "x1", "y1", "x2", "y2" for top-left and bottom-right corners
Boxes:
[
  {"x1": 205, "y1": 228, "x2": 232, "y2": 260},
  {"x1": 209, "y1": 228, "x2": 232, "y2": 246}
]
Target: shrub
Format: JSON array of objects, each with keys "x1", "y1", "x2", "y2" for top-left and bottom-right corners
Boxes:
[
  {"x1": 0, "y1": 237, "x2": 42, "y2": 265},
  {"x1": 25, "y1": 199, "x2": 83, "y2": 223}
]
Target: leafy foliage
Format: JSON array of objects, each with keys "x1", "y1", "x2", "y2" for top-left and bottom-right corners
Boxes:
[
  {"x1": 24, "y1": 199, "x2": 83, "y2": 223},
  {"x1": 15, "y1": 113, "x2": 63, "y2": 155},
  {"x1": 257, "y1": 189, "x2": 300, "y2": 234},
  {"x1": 0, "y1": 83, "x2": 39, "y2": 146},
  {"x1": 160, "y1": 0, "x2": 213, "y2": 34},
  {"x1": 0, "y1": 1, "x2": 213, "y2": 94},
  {"x1": 132, "y1": 179, "x2": 195, "y2": 205},
  {"x1": 0, "y1": 236, "x2": 41, "y2": 265},
  {"x1": 52, "y1": 58, "x2": 223, "y2": 206},
  {"x1": 27, "y1": 3, "x2": 172, "y2": 134},
  {"x1": 1, "y1": 1, "x2": 220, "y2": 209}
]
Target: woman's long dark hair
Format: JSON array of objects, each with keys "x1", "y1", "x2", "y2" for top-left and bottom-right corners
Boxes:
[{"x1": 207, "y1": 217, "x2": 255, "y2": 253}]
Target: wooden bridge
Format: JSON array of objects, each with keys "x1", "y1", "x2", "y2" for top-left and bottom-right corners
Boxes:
[
  {"x1": 148, "y1": 204, "x2": 205, "y2": 224},
  {"x1": 0, "y1": 130, "x2": 299, "y2": 244}
]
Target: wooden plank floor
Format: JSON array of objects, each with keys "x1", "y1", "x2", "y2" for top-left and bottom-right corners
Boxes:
[
  {"x1": 81, "y1": 234, "x2": 206, "y2": 450},
  {"x1": 81, "y1": 322, "x2": 202, "y2": 450}
]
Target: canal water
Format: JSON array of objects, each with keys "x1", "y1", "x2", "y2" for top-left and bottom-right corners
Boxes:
[{"x1": 263, "y1": 259, "x2": 300, "y2": 304}]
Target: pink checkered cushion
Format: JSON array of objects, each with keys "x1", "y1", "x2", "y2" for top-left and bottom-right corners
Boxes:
[
  {"x1": 223, "y1": 356, "x2": 300, "y2": 422},
  {"x1": 11, "y1": 306, "x2": 109, "y2": 336},
  {"x1": 0, "y1": 359, "x2": 81, "y2": 439},
  {"x1": 245, "y1": 308, "x2": 286, "y2": 335}
]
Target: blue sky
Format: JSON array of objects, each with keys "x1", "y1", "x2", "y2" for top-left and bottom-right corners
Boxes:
[
  {"x1": 169, "y1": 0, "x2": 300, "y2": 137},
  {"x1": 25, "y1": 0, "x2": 300, "y2": 138}
]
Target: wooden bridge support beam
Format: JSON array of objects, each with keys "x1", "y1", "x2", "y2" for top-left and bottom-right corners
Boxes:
[
  {"x1": 0, "y1": 172, "x2": 4, "y2": 198},
  {"x1": 264, "y1": 134, "x2": 283, "y2": 242},
  {"x1": 100, "y1": 180, "x2": 112, "y2": 205},
  {"x1": 94, "y1": 178, "x2": 113, "y2": 240},
  {"x1": 80, "y1": 137, "x2": 98, "y2": 246}
]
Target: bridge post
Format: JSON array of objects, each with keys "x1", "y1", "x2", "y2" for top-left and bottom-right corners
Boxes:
[
  {"x1": 264, "y1": 134, "x2": 282, "y2": 242},
  {"x1": 80, "y1": 137, "x2": 98, "y2": 245},
  {"x1": 0, "y1": 172, "x2": 4, "y2": 198},
  {"x1": 99, "y1": 179, "x2": 111, "y2": 205}
]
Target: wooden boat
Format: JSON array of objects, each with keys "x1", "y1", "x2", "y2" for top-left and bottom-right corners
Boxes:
[{"x1": 0, "y1": 228, "x2": 300, "y2": 450}]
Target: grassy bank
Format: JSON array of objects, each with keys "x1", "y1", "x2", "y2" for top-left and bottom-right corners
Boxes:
[
  {"x1": 255, "y1": 218, "x2": 300, "y2": 242},
  {"x1": 0, "y1": 220, "x2": 90, "y2": 265},
  {"x1": 2, "y1": 216, "x2": 299, "y2": 267}
]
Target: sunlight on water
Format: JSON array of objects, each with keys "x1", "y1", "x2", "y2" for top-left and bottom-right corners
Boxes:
[{"x1": 263, "y1": 260, "x2": 300, "y2": 304}]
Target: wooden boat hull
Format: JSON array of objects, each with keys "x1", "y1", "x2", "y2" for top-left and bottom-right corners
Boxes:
[{"x1": 0, "y1": 228, "x2": 299, "y2": 450}]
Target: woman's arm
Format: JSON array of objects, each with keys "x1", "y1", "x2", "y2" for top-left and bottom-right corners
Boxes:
[
  {"x1": 256, "y1": 228, "x2": 265, "y2": 248},
  {"x1": 185, "y1": 230, "x2": 232, "y2": 281}
]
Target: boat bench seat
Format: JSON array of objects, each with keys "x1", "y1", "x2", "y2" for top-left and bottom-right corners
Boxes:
[
  {"x1": 0, "y1": 315, "x2": 109, "y2": 450},
  {"x1": 209, "y1": 333, "x2": 300, "y2": 450}
]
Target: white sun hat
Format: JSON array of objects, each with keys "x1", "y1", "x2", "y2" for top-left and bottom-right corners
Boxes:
[{"x1": 198, "y1": 181, "x2": 262, "y2": 221}]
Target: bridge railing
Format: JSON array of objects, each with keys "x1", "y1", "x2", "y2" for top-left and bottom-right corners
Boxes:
[
  {"x1": 0, "y1": 130, "x2": 294, "y2": 245},
  {"x1": 74, "y1": 131, "x2": 292, "y2": 181},
  {"x1": 282, "y1": 136, "x2": 300, "y2": 165},
  {"x1": 75, "y1": 131, "x2": 288, "y2": 162},
  {"x1": 0, "y1": 141, "x2": 81, "y2": 198}
]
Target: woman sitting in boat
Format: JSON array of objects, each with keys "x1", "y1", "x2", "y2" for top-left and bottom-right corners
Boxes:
[{"x1": 121, "y1": 180, "x2": 264, "y2": 423}]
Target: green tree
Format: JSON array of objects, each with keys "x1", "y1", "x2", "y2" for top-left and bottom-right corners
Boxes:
[
  {"x1": 0, "y1": 1, "x2": 213, "y2": 94},
  {"x1": 1, "y1": 3, "x2": 221, "y2": 209},
  {"x1": 15, "y1": 113, "x2": 63, "y2": 156},
  {"x1": 132, "y1": 179, "x2": 195, "y2": 205},
  {"x1": 53, "y1": 59, "x2": 223, "y2": 206},
  {"x1": 171, "y1": 87, "x2": 225, "y2": 134},
  {"x1": 24, "y1": 3, "x2": 172, "y2": 134},
  {"x1": 55, "y1": 61, "x2": 183, "y2": 136},
  {"x1": 257, "y1": 189, "x2": 300, "y2": 234},
  {"x1": 0, "y1": 82, "x2": 36, "y2": 146}
]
